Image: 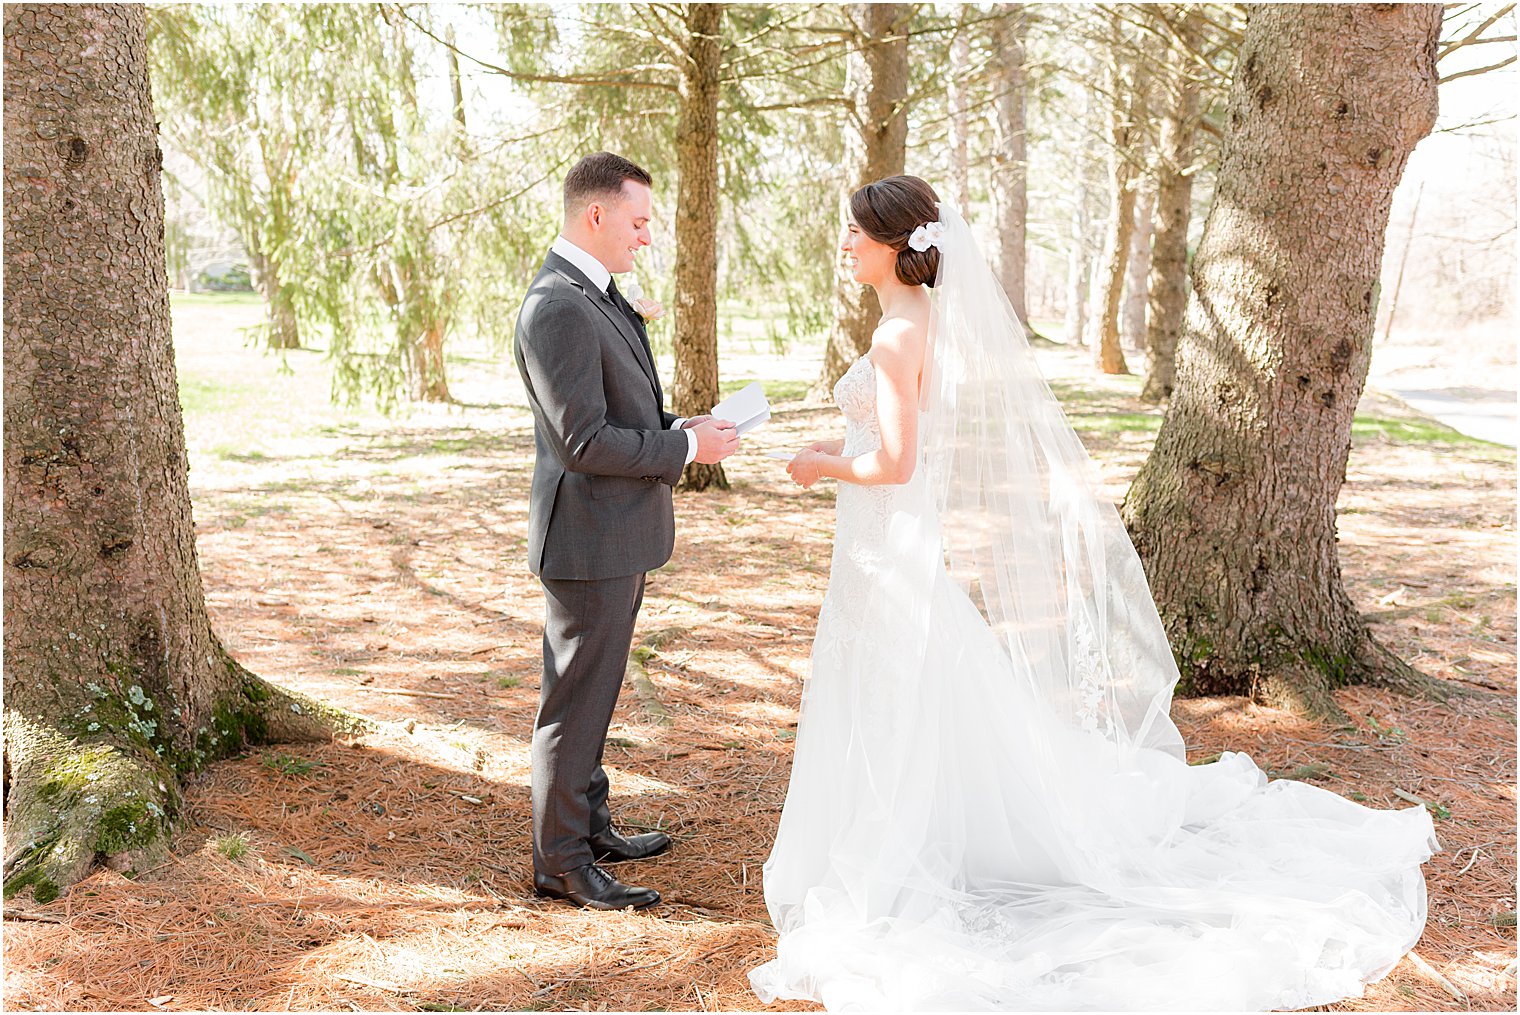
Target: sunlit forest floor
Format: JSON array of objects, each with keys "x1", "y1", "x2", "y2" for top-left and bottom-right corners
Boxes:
[{"x1": 7, "y1": 296, "x2": 1515, "y2": 1012}]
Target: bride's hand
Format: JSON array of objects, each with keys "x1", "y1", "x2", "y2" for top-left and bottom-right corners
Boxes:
[
  {"x1": 807, "y1": 438, "x2": 844, "y2": 456},
  {"x1": 787, "y1": 449, "x2": 824, "y2": 489}
]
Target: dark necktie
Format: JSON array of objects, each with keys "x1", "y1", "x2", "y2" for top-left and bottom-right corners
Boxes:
[{"x1": 604, "y1": 278, "x2": 638, "y2": 324}]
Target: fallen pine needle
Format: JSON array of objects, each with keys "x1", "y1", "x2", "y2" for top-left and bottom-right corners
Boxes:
[
  {"x1": 1406, "y1": 951, "x2": 1467, "y2": 1002},
  {"x1": 333, "y1": 974, "x2": 406, "y2": 994},
  {"x1": 356, "y1": 687, "x2": 458, "y2": 700},
  {"x1": 4, "y1": 908, "x2": 63, "y2": 923}
]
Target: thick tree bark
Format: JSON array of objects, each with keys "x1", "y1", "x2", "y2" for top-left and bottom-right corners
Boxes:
[
  {"x1": 2, "y1": 3, "x2": 358, "y2": 904},
  {"x1": 989, "y1": 4, "x2": 1030, "y2": 323},
  {"x1": 672, "y1": 2, "x2": 727, "y2": 491},
  {"x1": 1122, "y1": 3, "x2": 1446, "y2": 720},
  {"x1": 1121, "y1": 181, "x2": 1155, "y2": 351},
  {"x1": 812, "y1": 3, "x2": 911, "y2": 400},
  {"x1": 1140, "y1": 10, "x2": 1203, "y2": 404}
]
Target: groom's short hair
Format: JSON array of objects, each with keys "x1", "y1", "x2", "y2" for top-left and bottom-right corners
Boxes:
[{"x1": 563, "y1": 152, "x2": 652, "y2": 217}]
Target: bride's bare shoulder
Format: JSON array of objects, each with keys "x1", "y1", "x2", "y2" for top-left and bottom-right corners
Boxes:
[{"x1": 870, "y1": 302, "x2": 929, "y2": 361}]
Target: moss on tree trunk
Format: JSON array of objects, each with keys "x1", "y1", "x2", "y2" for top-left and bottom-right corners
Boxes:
[
  {"x1": 2, "y1": 3, "x2": 370, "y2": 903},
  {"x1": 1121, "y1": 3, "x2": 1453, "y2": 723}
]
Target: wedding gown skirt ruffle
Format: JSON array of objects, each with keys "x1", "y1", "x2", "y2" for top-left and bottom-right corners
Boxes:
[{"x1": 749, "y1": 355, "x2": 1436, "y2": 1012}]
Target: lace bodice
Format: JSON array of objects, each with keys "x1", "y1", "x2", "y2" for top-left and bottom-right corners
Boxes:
[
  {"x1": 833, "y1": 353, "x2": 882, "y2": 457},
  {"x1": 813, "y1": 354, "x2": 937, "y2": 677}
]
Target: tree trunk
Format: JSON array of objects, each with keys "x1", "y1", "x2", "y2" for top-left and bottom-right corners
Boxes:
[
  {"x1": 1090, "y1": 161, "x2": 1135, "y2": 373},
  {"x1": 1121, "y1": 2, "x2": 1446, "y2": 721},
  {"x1": 989, "y1": 4, "x2": 1029, "y2": 323},
  {"x1": 2, "y1": 2, "x2": 356, "y2": 904},
  {"x1": 812, "y1": 3, "x2": 911, "y2": 400},
  {"x1": 1064, "y1": 50, "x2": 1099, "y2": 348},
  {"x1": 248, "y1": 246, "x2": 301, "y2": 350},
  {"x1": 445, "y1": 21, "x2": 467, "y2": 155},
  {"x1": 1063, "y1": 204, "x2": 1091, "y2": 346},
  {"x1": 671, "y1": 2, "x2": 726, "y2": 491},
  {"x1": 408, "y1": 319, "x2": 452, "y2": 402},
  {"x1": 947, "y1": 19, "x2": 972, "y2": 212},
  {"x1": 1140, "y1": 9, "x2": 1202, "y2": 403},
  {"x1": 1089, "y1": 17, "x2": 1143, "y2": 375},
  {"x1": 1121, "y1": 181, "x2": 1155, "y2": 351}
]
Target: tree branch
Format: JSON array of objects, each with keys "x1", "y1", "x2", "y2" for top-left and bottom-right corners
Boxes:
[
  {"x1": 389, "y1": 4, "x2": 679, "y2": 93},
  {"x1": 1438, "y1": 3, "x2": 1515, "y2": 60},
  {"x1": 1439, "y1": 53, "x2": 1517, "y2": 83}
]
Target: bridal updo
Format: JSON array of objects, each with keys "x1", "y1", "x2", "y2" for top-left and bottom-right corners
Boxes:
[{"x1": 849, "y1": 176, "x2": 942, "y2": 288}]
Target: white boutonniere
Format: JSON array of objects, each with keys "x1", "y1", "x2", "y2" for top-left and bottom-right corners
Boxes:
[{"x1": 624, "y1": 280, "x2": 665, "y2": 322}]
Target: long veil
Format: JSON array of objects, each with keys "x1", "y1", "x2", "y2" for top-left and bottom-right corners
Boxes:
[
  {"x1": 922, "y1": 202, "x2": 1185, "y2": 757},
  {"x1": 750, "y1": 200, "x2": 1437, "y2": 1011}
]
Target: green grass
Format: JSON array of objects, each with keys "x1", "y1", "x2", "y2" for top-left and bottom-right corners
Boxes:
[
  {"x1": 1351, "y1": 414, "x2": 1505, "y2": 448},
  {"x1": 1070, "y1": 412, "x2": 1162, "y2": 435},
  {"x1": 719, "y1": 377, "x2": 810, "y2": 404},
  {"x1": 261, "y1": 752, "x2": 320, "y2": 776},
  {"x1": 213, "y1": 832, "x2": 253, "y2": 861},
  {"x1": 178, "y1": 375, "x2": 261, "y2": 417}
]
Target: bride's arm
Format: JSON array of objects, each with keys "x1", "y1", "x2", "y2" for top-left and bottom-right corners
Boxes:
[{"x1": 789, "y1": 320, "x2": 922, "y2": 488}]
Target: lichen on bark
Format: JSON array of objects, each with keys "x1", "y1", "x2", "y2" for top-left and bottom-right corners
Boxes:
[
  {"x1": 1120, "y1": 3, "x2": 1455, "y2": 722},
  {"x1": 2, "y1": 3, "x2": 372, "y2": 904}
]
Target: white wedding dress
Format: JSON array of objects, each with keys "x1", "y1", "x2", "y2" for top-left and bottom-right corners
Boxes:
[{"x1": 749, "y1": 336, "x2": 1438, "y2": 1008}]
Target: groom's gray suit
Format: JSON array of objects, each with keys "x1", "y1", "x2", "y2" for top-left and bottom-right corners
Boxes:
[{"x1": 513, "y1": 249, "x2": 690, "y2": 877}]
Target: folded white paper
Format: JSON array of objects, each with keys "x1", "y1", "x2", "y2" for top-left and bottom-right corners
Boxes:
[
  {"x1": 765, "y1": 450, "x2": 795, "y2": 461},
  {"x1": 710, "y1": 381, "x2": 771, "y2": 436}
]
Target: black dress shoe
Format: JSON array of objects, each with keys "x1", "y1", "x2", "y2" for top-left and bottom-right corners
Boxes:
[
  {"x1": 534, "y1": 863, "x2": 661, "y2": 910},
  {"x1": 589, "y1": 824, "x2": 672, "y2": 864}
]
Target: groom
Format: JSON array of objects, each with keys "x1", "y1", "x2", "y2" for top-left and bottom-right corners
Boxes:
[{"x1": 513, "y1": 152, "x2": 738, "y2": 910}]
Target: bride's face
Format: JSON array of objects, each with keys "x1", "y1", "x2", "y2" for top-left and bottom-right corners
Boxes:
[{"x1": 841, "y1": 218, "x2": 894, "y2": 287}]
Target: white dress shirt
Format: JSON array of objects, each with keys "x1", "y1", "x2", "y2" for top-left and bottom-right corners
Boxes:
[{"x1": 550, "y1": 236, "x2": 696, "y2": 465}]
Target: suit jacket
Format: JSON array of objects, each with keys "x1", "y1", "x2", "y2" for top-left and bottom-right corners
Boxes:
[{"x1": 513, "y1": 251, "x2": 690, "y2": 580}]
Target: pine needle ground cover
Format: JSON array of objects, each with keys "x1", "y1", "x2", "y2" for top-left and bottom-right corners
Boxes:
[{"x1": 5, "y1": 300, "x2": 1513, "y2": 1012}]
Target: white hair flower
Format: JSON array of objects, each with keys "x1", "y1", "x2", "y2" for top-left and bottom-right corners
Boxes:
[{"x1": 908, "y1": 220, "x2": 945, "y2": 252}]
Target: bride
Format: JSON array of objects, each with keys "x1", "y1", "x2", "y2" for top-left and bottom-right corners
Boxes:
[{"x1": 750, "y1": 176, "x2": 1438, "y2": 1011}]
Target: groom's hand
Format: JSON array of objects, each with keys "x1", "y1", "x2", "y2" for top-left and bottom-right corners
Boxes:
[
  {"x1": 692, "y1": 418, "x2": 739, "y2": 464},
  {"x1": 681, "y1": 414, "x2": 713, "y2": 429}
]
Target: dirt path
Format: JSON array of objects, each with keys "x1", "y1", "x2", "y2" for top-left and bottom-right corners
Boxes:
[{"x1": 5, "y1": 308, "x2": 1515, "y2": 1012}]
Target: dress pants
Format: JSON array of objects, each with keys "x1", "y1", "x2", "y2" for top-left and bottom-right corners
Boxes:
[{"x1": 532, "y1": 572, "x2": 645, "y2": 875}]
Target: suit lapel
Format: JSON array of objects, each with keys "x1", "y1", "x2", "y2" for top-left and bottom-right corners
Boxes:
[
  {"x1": 544, "y1": 253, "x2": 660, "y2": 396},
  {"x1": 619, "y1": 293, "x2": 665, "y2": 404}
]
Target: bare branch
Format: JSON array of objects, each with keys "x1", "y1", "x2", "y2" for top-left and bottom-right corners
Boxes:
[
  {"x1": 743, "y1": 94, "x2": 853, "y2": 113},
  {"x1": 1438, "y1": 3, "x2": 1515, "y2": 60},
  {"x1": 1440, "y1": 53, "x2": 1518, "y2": 83},
  {"x1": 388, "y1": 4, "x2": 679, "y2": 93},
  {"x1": 1434, "y1": 111, "x2": 1519, "y2": 133}
]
